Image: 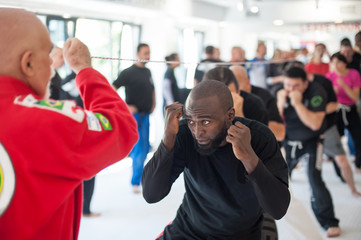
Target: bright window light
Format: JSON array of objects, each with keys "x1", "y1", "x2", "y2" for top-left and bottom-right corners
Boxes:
[{"x1": 237, "y1": 2, "x2": 244, "y2": 11}]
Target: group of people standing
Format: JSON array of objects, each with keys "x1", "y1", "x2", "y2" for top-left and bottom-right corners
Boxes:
[
  {"x1": 2, "y1": 6, "x2": 361, "y2": 239},
  {"x1": 50, "y1": 31, "x2": 360, "y2": 238},
  {"x1": 137, "y1": 32, "x2": 361, "y2": 239}
]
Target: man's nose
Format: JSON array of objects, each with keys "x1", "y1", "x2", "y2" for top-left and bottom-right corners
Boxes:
[{"x1": 194, "y1": 123, "x2": 204, "y2": 138}]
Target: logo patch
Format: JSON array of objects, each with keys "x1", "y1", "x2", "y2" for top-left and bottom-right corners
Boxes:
[
  {"x1": 35, "y1": 99, "x2": 64, "y2": 110},
  {"x1": 14, "y1": 94, "x2": 85, "y2": 123},
  {"x1": 95, "y1": 113, "x2": 112, "y2": 130},
  {"x1": 0, "y1": 143, "x2": 15, "y2": 216},
  {"x1": 85, "y1": 111, "x2": 102, "y2": 132},
  {"x1": 311, "y1": 96, "x2": 323, "y2": 107}
]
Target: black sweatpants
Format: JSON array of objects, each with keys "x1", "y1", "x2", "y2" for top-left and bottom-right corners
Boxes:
[
  {"x1": 83, "y1": 176, "x2": 96, "y2": 214},
  {"x1": 336, "y1": 105, "x2": 361, "y2": 168},
  {"x1": 284, "y1": 138, "x2": 339, "y2": 230}
]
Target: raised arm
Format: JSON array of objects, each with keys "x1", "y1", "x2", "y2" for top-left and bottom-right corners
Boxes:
[
  {"x1": 59, "y1": 38, "x2": 139, "y2": 178},
  {"x1": 226, "y1": 121, "x2": 290, "y2": 219},
  {"x1": 142, "y1": 102, "x2": 184, "y2": 203},
  {"x1": 289, "y1": 90, "x2": 325, "y2": 131}
]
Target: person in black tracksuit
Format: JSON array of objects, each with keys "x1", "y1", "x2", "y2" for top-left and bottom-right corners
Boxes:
[
  {"x1": 277, "y1": 66, "x2": 340, "y2": 237},
  {"x1": 112, "y1": 43, "x2": 155, "y2": 193},
  {"x1": 142, "y1": 80, "x2": 290, "y2": 240}
]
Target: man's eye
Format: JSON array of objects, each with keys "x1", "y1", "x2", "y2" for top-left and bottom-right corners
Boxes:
[{"x1": 202, "y1": 120, "x2": 210, "y2": 125}]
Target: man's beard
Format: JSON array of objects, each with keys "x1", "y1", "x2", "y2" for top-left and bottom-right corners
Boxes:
[{"x1": 193, "y1": 122, "x2": 228, "y2": 156}]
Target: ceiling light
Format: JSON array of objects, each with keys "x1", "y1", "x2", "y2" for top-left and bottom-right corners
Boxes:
[
  {"x1": 273, "y1": 19, "x2": 284, "y2": 26},
  {"x1": 62, "y1": 13, "x2": 72, "y2": 19},
  {"x1": 334, "y1": 19, "x2": 343, "y2": 24}
]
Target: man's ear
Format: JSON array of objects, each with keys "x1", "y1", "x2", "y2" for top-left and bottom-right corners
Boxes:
[
  {"x1": 20, "y1": 51, "x2": 35, "y2": 78},
  {"x1": 227, "y1": 107, "x2": 235, "y2": 122},
  {"x1": 304, "y1": 79, "x2": 309, "y2": 89}
]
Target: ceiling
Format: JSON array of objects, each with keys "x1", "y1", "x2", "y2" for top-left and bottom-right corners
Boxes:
[
  {"x1": 197, "y1": 0, "x2": 361, "y2": 24},
  {"x1": 1, "y1": 0, "x2": 360, "y2": 25}
]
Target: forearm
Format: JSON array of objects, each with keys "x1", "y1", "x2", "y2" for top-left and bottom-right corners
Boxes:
[
  {"x1": 326, "y1": 102, "x2": 338, "y2": 114},
  {"x1": 248, "y1": 161, "x2": 290, "y2": 219},
  {"x1": 77, "y1": 68, "x2": 126, "y2": 112},
  {"x1": 268, "y1": 121, "x2": 285, "y2": 141},
  {"x1": 270, "y1": 75, "x2": 284, "y2": 84},
  {"x1": 71, "y1": 68, "x2": 138, "y2": 178},
  {"x1": 294, "y1": 103, "x2": 324, "y2": 131},
  {"x1": 142, "y1": 142, "x2": 174, "y2": 203},
  {"x1": 277, "y1": 102, "x2": 284, "y2": 119},
  {"x1": 341, "y1": 85, "x2": 359, "y2": 101}
]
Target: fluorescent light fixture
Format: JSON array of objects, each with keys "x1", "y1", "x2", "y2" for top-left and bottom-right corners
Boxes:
[
  {"x1": 250, "y1": 6, "x2": 259, "y2": 13},
  {"x1": 237, "y1": 2, "x2": 244, "y2": 11},
  {"x1": 62, "y1": 13, "x2": 72, "y2": 19},
  {"x1": 334, "y1": 19, "x2": 343, "y2": 24},
  {"x1": 273, "y1": 19, "x2": 284, "y2": 26}
]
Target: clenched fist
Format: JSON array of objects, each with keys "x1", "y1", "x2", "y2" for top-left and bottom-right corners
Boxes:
[
  {"x1": 226, "y1": 121, "x2": 259, "y2": 173},
  {"x1": 163, "y1": 102, "x2": 183, "y2": 151},
  {"x1": 63, "y1": 38, "x2": 92, "y2": 74}
]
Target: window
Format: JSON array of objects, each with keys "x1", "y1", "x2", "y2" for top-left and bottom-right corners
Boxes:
[
  {"x1": 75, "y1": 19, "x2": 140, "y2": 82},
  {"x1": 46, "y1": 15, "x2": 76, "y2": 79},
  {"x1": 177, "y1": 28, "x2": 204, "y2": 88},
  {"x1": 40, "y1": 14, "x2": 140, "y2": 83}
]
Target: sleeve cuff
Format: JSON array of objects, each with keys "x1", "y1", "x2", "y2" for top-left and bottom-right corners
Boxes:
[
  {"x1": 159, "y1": 141, "x2": 174, "y2": 155},
  {"x1": 246, "y1": 159, "x2": 264, "y2": 181}
]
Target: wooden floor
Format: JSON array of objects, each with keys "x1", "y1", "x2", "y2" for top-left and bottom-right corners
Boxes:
[{"x1": 78, "y1": 152, "x2": 361, "y2": 240}]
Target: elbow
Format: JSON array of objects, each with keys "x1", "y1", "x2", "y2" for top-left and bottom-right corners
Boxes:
[
  {"x1": 271, "y1": 190, "x2": 291, "y2": 220},
  {"x1": 309, "y1": 123, "x2": 322, "y2": 131},
  {"x1": 142, "y1": 186, "x2": 169, "y2": 204},
  {"x1": 309, "y1": 118, "x2": 324, "y2": 131},
  {"x1": 277, "y1": 132, "x2": 286, "y2": 142},
  {"x1": 122, "y1": 128, "x2": 139, "y2": 155},
  {"x1": 128, "y1": 118, "x2": 139, "y2": 146},
  {"x1": 142, "y1": 192, "x2": 160, "y2": 204}
]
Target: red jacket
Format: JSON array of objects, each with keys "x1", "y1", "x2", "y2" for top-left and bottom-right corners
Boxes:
[{"x1": 0, "y1": 68, "x2": 138, "y2": 239}]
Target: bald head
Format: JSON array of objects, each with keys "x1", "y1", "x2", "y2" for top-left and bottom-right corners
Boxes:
[
  {"x1": 0, "y1": 8, "x2": 50, "y2": 74},
  {"x1": 229, "y1": 65, "x2": 251, "y2": 92},
  {"x1": 231, "y1": 46, "x2": 245, "y2": 62},
  {"x1": 0, "y1": 8, "x2": 53, "y2": 97},
  {"x1": 203, "y1": 66, "x2": 239, "y2": 93},
  {"x1": 186, "y1": 79, "x2": 233, "y2": 114}
]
